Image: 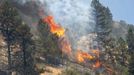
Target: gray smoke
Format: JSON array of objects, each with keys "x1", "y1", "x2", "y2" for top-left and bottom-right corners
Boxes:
[
  {"x1": 9, "y1": 0, "x2": 53, "y2": 19},
  {"x1": 44, "y1": 0, "x2": 96, "y2": 51},
  {"x1": 9, "y1": 0, "x2": 96, "y2": 52},
  {"x1": 8, "y1": 0, "x2": 50, "y2": 37}
]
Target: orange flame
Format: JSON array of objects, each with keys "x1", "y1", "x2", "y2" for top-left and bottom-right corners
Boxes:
[
  {"x1": 76, "y1": 50, "x2": 94, "y2": 63},
  {"x1": 43, "y1": 16, "x2": 65, "y2": 37},
  {"x1": 42, "y1": 16, "x2": 71, "y2": 55},
  {"x1": 93, "y1": 60, "x2": 101, "y2": 68},
  {"x1": 76, "y1": 49, "x2": 101, "y2": 69},
  {"x1": 59, "y1": 38, "x2": 72, "y2": 55},
  {"x1": 42, "y1": 15, "x2": 102, "y2": 70},
  {"x1": 92, "y1": 49, "x2": 99, "y2": 57}
]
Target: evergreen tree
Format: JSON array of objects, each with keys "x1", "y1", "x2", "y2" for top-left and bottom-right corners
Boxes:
[
  {"x1": 37, "y1": 20, "x2": 62, "y2": 65},
  {"x1": 0, "y1": 1, "x2": 37, "y2": 75},
  {"x1": 127, "y1": 28, "x2": 134, "y2": 52},
  {"x1": 0, "y1": 1, "x2": 19, "y2": 69},
  {"x1": 91, "y1": 0, "x2": 113, "y2": 50},
  {"x1": 127, "y1": 27, "x2": 134, "y2": 75},
  {"x1": 15, "y1": 23, "x2": 32, "y2": 64}
]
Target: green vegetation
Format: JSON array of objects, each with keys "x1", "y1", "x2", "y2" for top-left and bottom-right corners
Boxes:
[
  {"x1": 0, "y1": 0, "x2": 134, "y2": 75},
  {"x1": 37, "y1": 20, "x2": 61, "y2": 57},
  {"x1": 0, "y1": 1, "x2": 37, "y2": 75},
  {"x1": 60, "y1": 68, "x2": 91, "y2": 75},
  {"x1": 127, "y1": 27, "x2": 134, "y2": 75}
]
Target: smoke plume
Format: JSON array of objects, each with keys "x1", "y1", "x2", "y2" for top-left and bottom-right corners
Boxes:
[{"x1": 9, "y1": 0, "x2": 96, "y2": 52}]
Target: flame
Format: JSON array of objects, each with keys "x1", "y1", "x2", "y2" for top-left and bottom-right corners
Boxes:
[
  {"x1": 33, "y1": 1, "x2": 108, "y2": 72},
  {"x1": 59, "y1": 37, "x2": 72, "y2": 55},
  {"x1": 92, "y1": 49, "x2": 99, "y2": 57},
  {"x1": 76, "y1": 50, "x2": 94, "y2": 63},
  {"x1": 43, "y1": 16, "x2": 65, "y2": 37},
  {"x1": 76, "y1": 49, "x2": 102, "y2": 69},
  {"x1": 93, "y1": 60, "x2": 101, "y2": 68},
  {"x1": 42, "y1": 16, "x2": 72, "y2": 56}
]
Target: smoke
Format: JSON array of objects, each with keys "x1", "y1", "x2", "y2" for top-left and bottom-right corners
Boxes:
[
  {"x1": 44, "y1": 0, "x2": 96, "y2": 51},
  {"x1": 9, "y1": 0, "x2": 49, "y2": 18},
  {"x1": 9, "y1": 0, "x2": 50, "y2": 37},
  {"x1": 9, "y1": 0, "x2": 96, "y2": 52}
]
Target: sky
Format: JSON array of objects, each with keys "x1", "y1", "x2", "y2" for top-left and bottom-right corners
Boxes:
[{"x1": 100, "y1": 0, "x2": 134, "y2": 24}]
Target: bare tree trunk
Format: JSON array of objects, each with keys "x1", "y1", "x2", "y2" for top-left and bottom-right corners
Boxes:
[
  {"x1": 6, "y1": 28, "x2": 12, "y2": 75},
  {"x1": 22, "y1": 38, "x2": 26, "y2": 75}
]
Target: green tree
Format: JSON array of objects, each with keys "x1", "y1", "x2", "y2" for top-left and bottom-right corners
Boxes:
[
  {"x1": 15, "y1": 23, "x2": 32, "y2": 65},
  {"x1": 127, "y1": 27, "x2": 134, "y2": 75},
  {"x1": 91, "y1": 0, "x2": 113, "y2": 50},
  {"x1": 36, "y1": 20, "x2": 62, "y2": 65},
  {"x1": 116, "y1": 38, "x2": 129, "y2": 66},
  {"x1": 0, "y1": 1, "x2": 37, "y2": 75},
  {"x1": 0, "y1": 1, "x2": 19, "y2": 69},
  {"x1": 37, "y1": 20, "x2": 61, "y2": 56}
]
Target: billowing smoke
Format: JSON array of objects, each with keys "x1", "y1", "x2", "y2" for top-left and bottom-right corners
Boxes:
[
  {"x1": 9, "y1": 0, "x2": 96, "y2": 52},
  {"x1": 44, "y1": 0, "x2": 96, "y2": 52},
  {"x1": 9, "y1": 0, "x2": 50, "y2": 37}
]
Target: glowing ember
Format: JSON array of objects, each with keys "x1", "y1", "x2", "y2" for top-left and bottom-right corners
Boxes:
[
  {"x1": 43, "y1": 16, "x2": 65, "y2": 37},
  {"x1": 59, "y1": 37, "x2": 72, "y2": 55},
  {"x1": 76, "y1": 50, "x2": 94, "y2": 63},
  {"x1": 93, "y1": 60, "x2": 101, "y2": 68},
  {"x1": 92, "y1": 49, "x2": 99, "y2": 57}
]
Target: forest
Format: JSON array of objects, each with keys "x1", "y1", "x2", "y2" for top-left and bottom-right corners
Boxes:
[{"x1": 0, "y1": 0, "x2": 134, "y2": 75}]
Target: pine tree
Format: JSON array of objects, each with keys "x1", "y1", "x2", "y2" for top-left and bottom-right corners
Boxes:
[
  {"x1": 0, "y1": 1, "x2": 37, "y2": 75},
  {"x1": 127, "y1": 27, "x2": 134, "y2": 75},
  {"x1": 37, "y1": 20, "x2": 62, "y2": 65},
  {"x1": 91, "y1": 0, "x2": 113, "y2": 50},
  {"x1": 0, "y1": 1, "x2": 19, "y2": 69}
]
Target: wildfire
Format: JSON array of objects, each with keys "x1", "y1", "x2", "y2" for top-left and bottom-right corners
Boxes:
[
  {"x1": 93, "y1": 60, "x2": 101, "y2": 68},
  {"x1": 92, "y1": 49, "x2": 99, "y2": 57},
  {"x1": 42, "y1": 15, "x2": 102, "y2": 70},
  {"x1": 42, "y1": 15, "x2": 71, "y2": 55},
  {"x1": 43, "y1": 16, "x2": 65, "y2": 37},
  {"x1": 76, "y1": 49, "x2": 102, "y2": 69},
  {"x1": 31, "y1": 1, "x2": 112, "y2": 74},
  {"x1": 59, "y1": 38, "x2": 72, "y2": 55},
  {"x1": 76, "y1": 50, "x2": 94, "y2": 63}
]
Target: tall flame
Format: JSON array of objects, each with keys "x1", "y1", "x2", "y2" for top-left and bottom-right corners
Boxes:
[
  {"x1": 42, "y1": 15, "x2": 102, "y2": 70},
  {"x1": 43, "y1": 16, "x2": 65, "y2": 37},
  {"x1": 42, "y1": 15, "x2": 71, "y2": 55}
]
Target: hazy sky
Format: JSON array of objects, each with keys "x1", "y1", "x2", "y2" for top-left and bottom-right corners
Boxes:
[{"x1": 100, "y1": 0, "x2": 134, "y2": 24}]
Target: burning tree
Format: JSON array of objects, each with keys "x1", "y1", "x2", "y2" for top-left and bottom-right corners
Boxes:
[{"x1": 37, "y1": 18, "x2": 63, "y2": 65}]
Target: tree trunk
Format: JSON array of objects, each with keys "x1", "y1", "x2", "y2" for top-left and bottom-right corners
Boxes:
[
  {"x1": 7, "y1": 35, "x2": 11, "y2": 68},
  {"x1": 22, "y1": 38, "x2": 26, "y2": 74},
  {"x1": 6, "y1": 28, "x2": 12, "y2": 75}
]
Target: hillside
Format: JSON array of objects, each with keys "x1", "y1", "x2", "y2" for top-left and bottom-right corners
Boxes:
[
  {"x1": 111, "y1": 20, "x2": 133, "y2": 39},
  {"x1": 0, "y1": 0, "x2": 134, "y2": 75}
]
